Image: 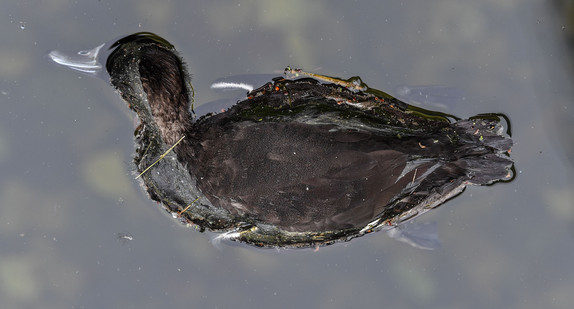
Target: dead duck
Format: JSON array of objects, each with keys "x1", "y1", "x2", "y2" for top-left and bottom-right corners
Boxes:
[{"x1": 52, "y1": 32, "x2": 514, "y2": 248}]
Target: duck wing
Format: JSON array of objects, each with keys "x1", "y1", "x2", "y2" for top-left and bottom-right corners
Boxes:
[{"x1": 184, "y1": 81, "x2": 512, "y2": 233}]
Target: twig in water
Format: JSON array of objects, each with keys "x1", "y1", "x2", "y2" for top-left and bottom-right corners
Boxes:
[{"x1": 135, "y1": 135, "x2": 186, "y2": 179}]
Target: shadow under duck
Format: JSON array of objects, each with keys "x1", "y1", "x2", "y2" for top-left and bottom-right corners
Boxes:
[{"x1": 68, "y1": 32, "x2": 515, "y2": 248}]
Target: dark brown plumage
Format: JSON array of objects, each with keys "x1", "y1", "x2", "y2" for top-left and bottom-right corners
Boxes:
[{"x1": 104, "y1": 32, "x2": 513, "y2": 248}]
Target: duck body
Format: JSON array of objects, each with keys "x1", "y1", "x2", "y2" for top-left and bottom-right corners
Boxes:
[{"x1": 104, "y1": 32, "x2": 513, "y2": 248}]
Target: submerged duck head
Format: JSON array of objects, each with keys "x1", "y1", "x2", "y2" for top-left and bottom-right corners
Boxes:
[
  {"x1": 53, "y1": 32, "x2": 514, "y2": 248},
  {"x1": 106, "y1": 32, "x2": 193, "y2": 146}
]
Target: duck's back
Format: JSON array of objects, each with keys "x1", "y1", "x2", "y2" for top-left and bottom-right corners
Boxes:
[{"x1": 183, "y1": 79, "x2": 512, "y2": 233}]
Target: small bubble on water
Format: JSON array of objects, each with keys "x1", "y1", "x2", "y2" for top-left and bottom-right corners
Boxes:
[
  {"x1": 19, "y1": 22, "x2": 26, "y2": 30},
  {"x1": 116, "y1": 232, "x2": 134, "y2": 244}
]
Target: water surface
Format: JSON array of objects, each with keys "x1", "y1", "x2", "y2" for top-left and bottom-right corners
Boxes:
[{"x1": 1, "y1": 1, "x2": 573, "y2": 308}]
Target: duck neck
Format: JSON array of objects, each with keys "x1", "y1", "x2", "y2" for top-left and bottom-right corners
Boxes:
[{"x1": 137, "y1": 45, "x2": 193, "y2": 145}]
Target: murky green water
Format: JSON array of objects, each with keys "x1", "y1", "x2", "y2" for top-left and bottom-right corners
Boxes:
[{"x1": 1, "y1": 1, "x2": 573, "y2": 308}]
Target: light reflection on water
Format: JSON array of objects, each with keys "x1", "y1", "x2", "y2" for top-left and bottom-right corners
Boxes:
[{"x1": 1, "y1": 1, "x2": 573, "y2": 309}]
